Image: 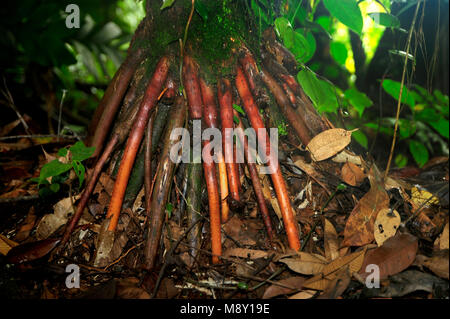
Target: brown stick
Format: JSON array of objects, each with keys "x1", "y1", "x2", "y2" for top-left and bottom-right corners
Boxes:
[
  {"x1": 218, "y1": 78, "x2": 241, "y2": 204},
  {"x1": 106, "y1": 56, "x2": 170, "y2": 232},
  {"x1": 236, "y1": 66, "x2": 300, "y2": 250},
  {"x1": 143, "y1": 97, "x2": 186, "y2": 270}
]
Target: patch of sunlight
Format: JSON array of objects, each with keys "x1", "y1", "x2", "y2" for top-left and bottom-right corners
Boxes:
[
  {"x1": 359, "y1": 0, "x2": 386, "y2": 64},
  {"x1": 116, "y1": 0, "x2": 146, "y2": 32}
]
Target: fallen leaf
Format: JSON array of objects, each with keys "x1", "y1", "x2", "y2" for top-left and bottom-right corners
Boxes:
[
  {"x1": 421, "y1": 250, "x2": 449, "y2": 279},
  {"x1": 317, "y1": 267, "x2": 351, "y2": 299},
  {"x1": 0, "y1": 234, "x2": 18, "y2": 255},
  {"x1": 36, "y1": 196, "x2": 82, "y2": 240},
  {"x1": 362, "y1": 270, "x2": 448, "y2": 298},
  {"x1": 262, "y1": 276, "x2": 305, "y2": 299},
  {"x1": 224, "y1": 248, "x2": 269, "y2": 259},
  {"x1": 342, "y1": 169, "x2": 389, "y2": 247},
  {"x1": 6, "y1": 238, "x2": 61, "y2": 263},
  {"x1": 222, "y1": 215, "x2": 257, "y2": 246},
  {"x1": 332, "y1": 150, "x2": 362, "y2": 165},
  {"x1": 116, "y1": 278, "x2": 151, "y2": 299},
  {"x1": 14, "y1": 207, "x2": 37, "y2": 242},
  {"x1": 302, "y1": 248, "x2": 366, "y2": 290},
  {"x1": 341, "y1": 162, "x2": 366, "y2": 186},
  {"x1": 434, "y1": 222, "x2": 449, "y2": 250},
  {"x1": 358, "y1": 233, "x2": 418, "y2": 280},
  {"x1": 288, "y1": 289, "x2": 316, "y2": 299},
  {"x1": 324, "y1": 218, "x2": 340, "y2": 261},
  {"x1": 279, "y1": 252, "x2": 327, "y2": 275},
  {"x1": 374, "y1": 208, "x2": 401, "y2": 246},
  {"x1": 306, "y1": 128, "x2": 357, "y2": 161},
  {"x1": 411, "y1": 185, "x2": 439, "y2": 207}
]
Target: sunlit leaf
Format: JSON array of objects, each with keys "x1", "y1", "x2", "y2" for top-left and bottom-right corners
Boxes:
[
  {"x1": 323, "y1": 0, "x2": 363, "y2": 36},
  {"x1": 160, "y1": 0, "x2": 176, "y2": 10},
  {"x1": 368, "y1": 12, "x2": 400, "y2": 28}
]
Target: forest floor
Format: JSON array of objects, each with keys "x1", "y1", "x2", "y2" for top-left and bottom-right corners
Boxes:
[{"x1": 0, "y1": 113, "x2": 448, "y2": 300}]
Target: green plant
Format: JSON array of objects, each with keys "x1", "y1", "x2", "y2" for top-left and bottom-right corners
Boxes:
[{"x1": 32, "y1": 141, "x2": 95, "y2": 196}]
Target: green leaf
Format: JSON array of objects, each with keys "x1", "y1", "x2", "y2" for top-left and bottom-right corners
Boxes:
[
  {"x1": 39, "y1": 160, "x2": 72, "y2": 184},
  {"x1": 274, "y1": 17, "x2": 293, "y2": 46},
  {"x1": 72, "y1": 160, "x2": 86, "y2": 186},
  {"x1": 344, "y1": 88, "x2": 373, "y2": 117},
  {"x1": 297, "y1": 69, "x2": 338, "y2": 113},
  {"x1": 290, "y1": 31, "x2": 311, "y2": 64},
  {"x1": 330, "y1": 42, "x2": 348, "y2": 66},
  {"x1": 368, "y1": 12, "x2": 400, "y2": 28},
  {"x1": 395, "y1": 154, "x2": 408, "y2": 168},
  {"x1": 323, "y1": 0, "x2": 363, "y2": 35},
  {"x1": 409, "y1": 140, "x2": 429, "y2": 168},
  {"x1": 429, "y1": 118, "x2": 449, "y2": 139},
  {"x1": 233, "y1": 104, "x2": 245, "y2": 115},
  {"x1": 49, "y1": 183, "x2": 60, "y2": 193},
  {"x1": 69, "y1": 141, "x2": 95, "y2": 162},
  {"x1": 195, "y1": 0, "x2": 209, "y2": 21},
  {"x1": 398, "y1": 119, "x2": 416, "y2": 139},
  {"x1": 351, "y1": 129, "x2": 368, "y2": 149},
  {"x1": 415, "y1": 108, "x2": 440, "y2": 123},
  {"x1": 434, "y1": 89, "x2": 449, "y2": 107},
  {"x1": 160, "y1": 0, "x2": 176, "y2": 10},
  {"x1": 57, "y1": 148, "x2": 68, "y2": 157},
  {"x1": 233, "y1": 115, "x2": 240, "y2": 125},
  {"x1": 382, "y1": 79, "x2": 415, "y2": 108}
]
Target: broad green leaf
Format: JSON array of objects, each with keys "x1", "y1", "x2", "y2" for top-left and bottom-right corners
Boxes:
[
  {"x1": 351, "y1": 129, "x2": 368, "y2": 149},
  {"x1": 429, "y1": 118, "x2": 449, "y2": 139},
  {"x1": 39, "y1": 160, "x2": 72, "y2": 184},
  {"x1": 290, "y1": 31, "x2": 311, "y2": 64},
  {"x1": 398, "y1": 119, "x2": 416, "y2": 139},
  {"x1": 434, "y1": 89, "x2": 449, "y2": 107},
  {"x1": 330, "y1": 42, "x2": 348, "y2": 66},
  {"x1": 344, "y1": 88, "x2": 373, "y2": 117},
  {"x1": 415, "y1": 108, "x2": 440, "y2": 123},
  {"x1": 69, "y1": 141, "x2": 95, "y2": 162},
  {"x1": 160, "y1": 0, "x2": 176, "y2": 10},
  {"x1": 275, "y1": 17, "x2": 293, "y2": 45},
  {"x1": 297, "y1": 69, "x2": 338, "y2": 113},
  {"x1": 315, "y1": 15, "x2": 333, "y2": 34},
  {"x1": 57, "y1": 148, "x2": 68, "y2": 157},
  {"x1": 233, "y1": 115, "x2": 240, "y2": 125},
  {"x1": 233, "y1": 104, "x2": 245, "y2": 115},
  {"x1": 409, "y1": 140, "x2": 429, "y2": 168},
  {"x1": 382, "y1": 79, "x2": 415, "y2": 108},
  {"x1": 72, "y1": 160, "x2": 86, "y2": 186},
  {"x1": 195, "y1": 0, "x2": 209, "y2": 21},
  {"x1": 395, "y1": 154, "x2": 408, "y2": 168},
  {"x1": 368, "y1": 12, "x2": 400, "y2": 28},
  {"x1": 49, "y1": 183, "x2": 60, "y2": 193},
  {"x1": 323, "y1": 0, "x2": 363, "y2": 35}
]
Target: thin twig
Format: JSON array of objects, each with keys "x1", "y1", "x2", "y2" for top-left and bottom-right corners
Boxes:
[
  {"x1": 0, "y1": 134, "x2": 80, "y2": 141},
  {"x1": 384, "y1": 0, "x2": 422, "y2": 180}
]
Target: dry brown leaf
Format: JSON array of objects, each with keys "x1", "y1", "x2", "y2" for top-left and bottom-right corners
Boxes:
[
  {"x1": 288, "y1": 289, "x2": 316, "y2": 299},
  {"x1": 116, "y1": 278, "x2": 151, "y2": 299},
  {"x1": 14, "y1": 207, "x2": 37, "y2": 242},
  {"x1": 374, "y1": 208, "x2": 401, "y2": 246},
  {"x1": 262, "y1": 276, "x2": 305, "y2": 299},
  {"x1": 317, "y1": 267, "x2": 351, "y2": 299},
  {"x1": 260, "y1": 175, "x2": 282, "y2": 220},
  {"x1": 324, "y1": 218, "x2": 340, "y2": 261},
  {"x1": 222, "y1": 215, "x2": 257, "y2": 246},
  {"x1": 35, "y1": 195, "x2": 82, "y2": 240},
  {"x1": 332, "y1": 150, "x2": 362, "y2": 165},
  {"x1": 279, "y1": 252, "x2": 327, "y2": 275},
  {"x1": 302, "y1": 248, "x2": 366, "y2": 290},
  {"x1": 358, "y1": 233, "x2": 418, "y2": 280},
  {"x1": 0, "y1": 234, "x2": 18, "y2": 255},
  {"x1": 224, "y1": 248, "x2": 269, "y2": 259},
  {"x1": 421, "y1": 250, "x2": 449, "y2": 279},
  {"x1": 341, "y1": 162, "x2": 366, "y2": 186},
  {"x1": 342, "y1": 170, "x2": 389, "y2": 247},
  {"x1": 306, "y1": 128, "x2": 357, "y2": 161},
  {"x1": 434, "y1": 222, "x2": 449, "y2": 250}
]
